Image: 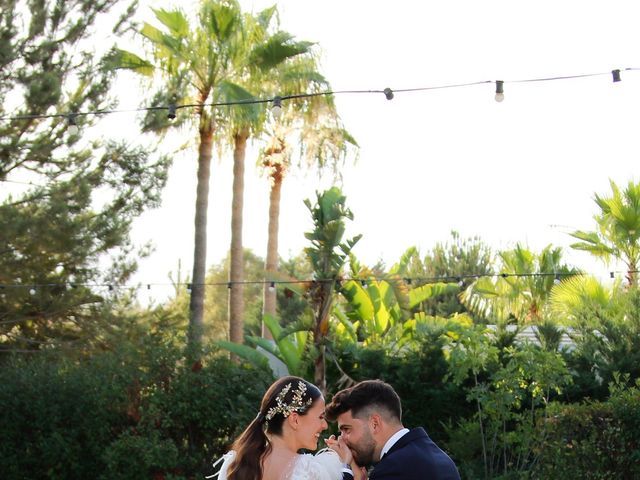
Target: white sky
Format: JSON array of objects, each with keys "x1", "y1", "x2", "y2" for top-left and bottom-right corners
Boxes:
[{"x1": 112, "y1": 1, "x2": 640, "y2": 300}]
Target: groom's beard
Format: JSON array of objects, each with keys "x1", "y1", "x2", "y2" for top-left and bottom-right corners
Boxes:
[{"x1": 348, "y1": 429, "x2": 377, "y2": 467}]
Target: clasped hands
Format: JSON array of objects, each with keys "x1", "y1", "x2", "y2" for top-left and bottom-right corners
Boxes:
[{"x1": 325, "y1": 434, "x2": 368, "y2": 480}]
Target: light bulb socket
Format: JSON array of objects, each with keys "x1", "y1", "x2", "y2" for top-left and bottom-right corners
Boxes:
[
  {"x1": 612, "y1": 69, "x2": 621, "y2": 82},
  {"x1": 67, "y1": 114, "x2": 79, "y2": 135},
  {"x1": 272, "y1": 96, "x2": 283, "y2": 119},
  {"x1": 167, "y1": 103, "x2": 177, "y2": 119},
  {"x1": 383, "y1": 88, "x2": 394, "y2": 100},
  {"x1": 495, "y1": 81, "x2": 504, "y2": 102}
]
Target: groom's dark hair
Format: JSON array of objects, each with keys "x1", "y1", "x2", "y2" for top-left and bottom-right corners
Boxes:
[{"x1": 326, "y1": 379, "x2": 402, "y2": 423}]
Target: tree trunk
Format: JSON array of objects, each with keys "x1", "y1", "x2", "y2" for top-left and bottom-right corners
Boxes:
[
  {"x1": 187, "y1": 126, "x2": 213, "y2": 363},
  {"x1": 313, "y1": 284, "x2": 332, "y2": 395},
  {"x1": 262, "y1": 164, "x2": 284, "y2": 339},
  {"x1": 229, "y1": 129, "x2": 248, "y2": 344}
]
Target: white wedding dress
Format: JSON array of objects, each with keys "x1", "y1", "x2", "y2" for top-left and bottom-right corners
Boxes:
[{"x1": 211, "y1": 449, "x2": 344, "y2": 480}]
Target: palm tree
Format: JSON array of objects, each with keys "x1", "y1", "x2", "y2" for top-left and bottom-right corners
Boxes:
[
  {"x1": 549, "y1": 274, "x2": 619, "y2": 324},
  {"x1": 225, "y1": 8, "x2": 316, "y2": 345},
  {"x1": 571, "y1": 179, "x2": 640, "y2": 287},
  {"x1": 259, "y1": 56, "x2": 358, "y2": 336},
  {"x1": 112, "y1": 0, "x2": 263, "y2": 360},
  {"x1": 461, "y1": 244, "x2": 578, "y2": 324}
]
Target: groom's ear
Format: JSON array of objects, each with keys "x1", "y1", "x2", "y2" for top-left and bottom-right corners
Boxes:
[{"x1": 369, "y1": 413, "x2": 382, "y2": 433}]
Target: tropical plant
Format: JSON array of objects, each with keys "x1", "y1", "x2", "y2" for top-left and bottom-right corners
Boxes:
[
  {"x1": 461, "y1": 244, "x2": 579, "y2": 325},
  {"x1": 405, "y1": 231, "x2": 494, "y2": 318},
  {"x1": 111, "y1": 1, "x2": 312, "y2": 359},
  {"x1": 571, "y1": 179, "x2": 640, "y2": 286},
  {"x1": 563, "y1": 288, "x2": 640, "y2": 400},
  {"x1": 259, "y1": 54, "x2": 357, "y2": 337},
  {"x1": 226, "y1": 7, "x2": 317, "y2": 347},
  {"x1": 111, "y1": 0, "x2": 250, "y2": 360},
  {"x1": 337, "y1": 248, "x2": 460, "y2": 349},
  {"x1": 549, "y1": 274, "x2": 620, "y2": 324},
  {"x1": 303, "y1": 187, "x2": 361, "y2": 392}
]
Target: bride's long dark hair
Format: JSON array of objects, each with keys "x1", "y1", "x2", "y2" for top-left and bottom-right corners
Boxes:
[{"x1": 226, "y1": 375, "x2": 321, "y2": 480}]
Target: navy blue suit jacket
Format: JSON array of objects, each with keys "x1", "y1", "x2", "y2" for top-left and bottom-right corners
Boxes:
[{"x1": 369, "y1": 427, "x2": 460, "y2": 480}]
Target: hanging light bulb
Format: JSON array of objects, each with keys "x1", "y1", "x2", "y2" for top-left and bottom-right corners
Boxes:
[
  {"x1": 554, "y1": 274, "x2": 561, "y2": 285},
  {"x1": 360, "y1": 279, "x2": 368, "y2": 289},
  {"x1": 383, "y1": 88, "x2": 394, "y2": 100},
  {"x1": 612, "y1": 69, "x2": 621, "y2": 82},
  {"x1": 268, "y1": 281, "x2": 275, "y2": 292},
  {"x1": 29, "y1": 287, "x2": 36, "y2": 295},
  {"x1": 494, "y1": 81, "x2": 505, "y2": 102},
  {"x1": 167, "y1": 103, "x2": 177, "y2": 119},
  {"x1": 67, "y1": 114, "x2": 79, "y2": 135},
  {"x1": 271, "y1": 96, "x2": 282, "y2": 120}
]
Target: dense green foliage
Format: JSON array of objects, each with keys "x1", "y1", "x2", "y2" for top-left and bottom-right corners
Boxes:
[
  {"x1": 0, "y1": 346, "x2": 272, "y2": 479},
  {"x1": 0, "y1": 0, "x2": 170, "y2": 352},
  {"x1": 534, "y1": 377, "x2": 640, "y2": 479}
]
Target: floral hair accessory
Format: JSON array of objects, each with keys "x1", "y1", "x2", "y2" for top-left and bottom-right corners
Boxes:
[{"x1": 265, "y1": 381, "x2": 313, "y2": 421}]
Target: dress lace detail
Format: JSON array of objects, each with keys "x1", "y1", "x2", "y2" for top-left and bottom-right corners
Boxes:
[{"x1": 212, "y1": 449, "x2": 343, "y2": 480}]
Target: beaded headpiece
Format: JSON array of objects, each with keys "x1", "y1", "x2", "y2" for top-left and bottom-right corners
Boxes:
[{"x1": 265, "y1": 380, "x2": 313, "y2": 421}]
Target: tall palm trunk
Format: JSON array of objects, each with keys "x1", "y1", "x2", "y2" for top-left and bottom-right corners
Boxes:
[
  {"x1": 229, "y1": 128, "x2": 249, "y2": 344},
  {"x1": 187, "y1": 125, "x2": 214, "y2": 363},
  {"x1": 262, "y1": 162, "x2": 284, "y2": 339},
  {"x1": 313, "y1": 282, "x2": 333, "y2": 395}
]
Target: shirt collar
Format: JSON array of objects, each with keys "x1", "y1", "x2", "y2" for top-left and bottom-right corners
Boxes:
[{"x1": 380, "y1": 428, "x2": 410, "y2": 459}]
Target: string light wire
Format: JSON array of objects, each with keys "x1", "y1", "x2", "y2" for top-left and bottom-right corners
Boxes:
[
  {"x1": 0, "y1": 269, "x2": 631, "y2": 292},
  {"x1": 1, "y1": 68, "x2": 638, "y2": 123}
]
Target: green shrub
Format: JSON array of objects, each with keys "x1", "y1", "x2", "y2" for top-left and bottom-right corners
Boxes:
[
  {"x1": 332, "y1": 334, "x2": 470, "y2": 443},
  {"x1": 0, "y1": 354, "x2": 134, "y2": 479},
  {"x1": 0, "y1": 346, "x2": 272, "y2": 480},
  {"x1": 534, "y1": 381, "x2": 640, "y2": 478}
]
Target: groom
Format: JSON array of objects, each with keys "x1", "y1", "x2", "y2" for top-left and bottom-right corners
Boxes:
[{"x1": 326, "y1": 379, "x2": 460, "y2": 480}]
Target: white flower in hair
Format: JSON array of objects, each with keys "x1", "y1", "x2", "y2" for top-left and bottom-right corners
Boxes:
[{"x1": 265, "y1": 381, "x2": 313, "y2": 421}]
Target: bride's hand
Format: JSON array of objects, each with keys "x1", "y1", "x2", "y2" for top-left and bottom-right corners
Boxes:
[{"x1": 325, "y1": 434, "x2": 352, "y2": 464}]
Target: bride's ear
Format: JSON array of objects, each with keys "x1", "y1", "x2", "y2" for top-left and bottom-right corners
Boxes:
[{"x1": 287, "y1": 412, "x2": 300, "y2": 430}]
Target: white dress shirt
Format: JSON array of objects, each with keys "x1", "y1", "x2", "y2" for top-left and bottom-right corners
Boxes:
[{"x1": 380, "y1": 427, "x2": 410, "y2": 459}]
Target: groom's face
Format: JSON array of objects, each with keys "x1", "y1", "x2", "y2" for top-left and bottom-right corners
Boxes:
[{"x1": 337, "y1": 410, "x2": 377, "y2": 467}]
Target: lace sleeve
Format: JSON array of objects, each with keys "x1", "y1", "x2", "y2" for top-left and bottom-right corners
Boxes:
[{"x1": 206, "y1": 451, "x2": 235, "y2": 480}]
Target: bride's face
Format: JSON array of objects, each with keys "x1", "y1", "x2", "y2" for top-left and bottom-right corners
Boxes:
[{"x1": 295, "y1": 397, "x2": 328, "y2": 451}]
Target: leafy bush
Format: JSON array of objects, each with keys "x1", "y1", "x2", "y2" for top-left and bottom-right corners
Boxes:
[
  {"x1": 0, "y1": 345, "x2": 272, "y2": 480},
  {"x1": 0, "y1": 354, "x2": 134, "y2": 479},
  {"x1": 331, "y1": 325, "x2": 470, "y2": 443},
  {"x1": 534, "y1": 378, "x2": 640, "y2": 479}
]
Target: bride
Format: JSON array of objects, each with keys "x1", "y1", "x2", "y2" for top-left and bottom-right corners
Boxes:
[{"x1": 210, "y1": 376, "x2": 364, "y2": 480}]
